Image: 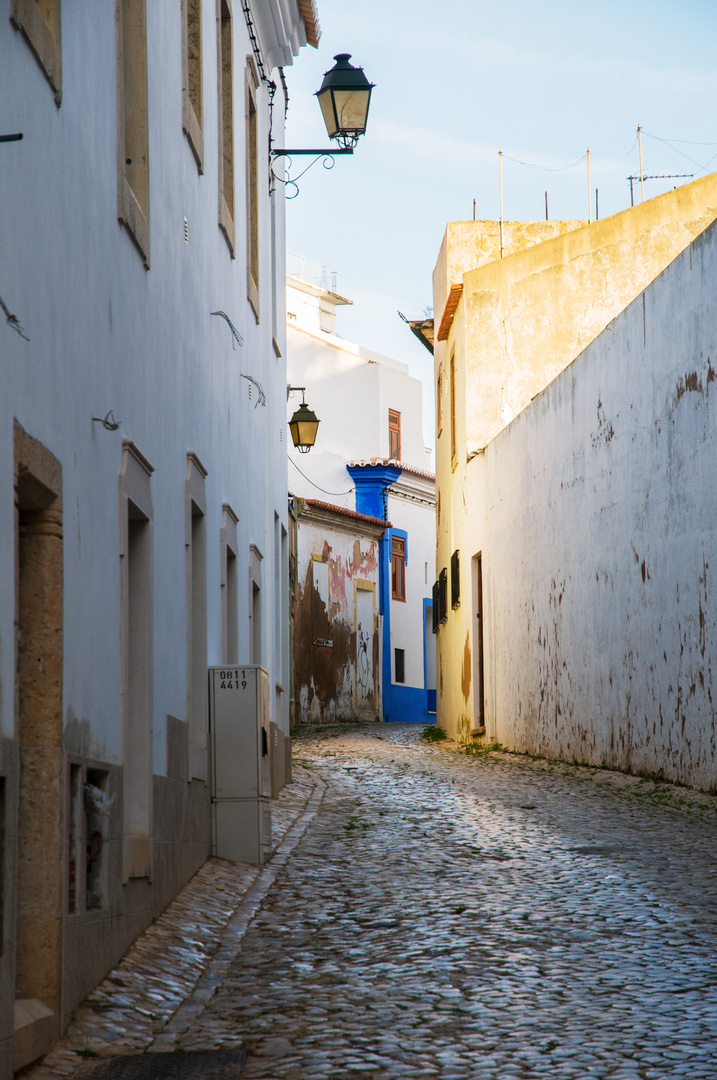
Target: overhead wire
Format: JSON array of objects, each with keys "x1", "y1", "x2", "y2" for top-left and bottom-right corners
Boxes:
[
  {"x1": 501, "y1": 152, "x2": 587, "y2": 172},
  {"x1": 289, "y1": 455, "x2": 355, "y2": 497},
  {"x1": 642, "y1": 131, "x2": 717, "y2": 176}
]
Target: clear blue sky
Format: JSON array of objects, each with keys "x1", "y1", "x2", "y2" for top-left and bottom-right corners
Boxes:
[{"x1": 283, "y1": 0, "x2": 717, "y2": 454}]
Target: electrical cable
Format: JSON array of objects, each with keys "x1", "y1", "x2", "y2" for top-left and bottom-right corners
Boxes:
[
  {"x1": 642, "y1": 131, "x2": 717, "y2": 175},
  {"x1": 502, "y1": 152, "x2": 587, "y2": 172},
  {"x1": 289, "y1": 455, "x2": 354, "y2": 497}
]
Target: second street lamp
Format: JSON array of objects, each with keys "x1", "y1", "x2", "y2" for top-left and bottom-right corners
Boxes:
[{"x1": 288, "y1": 387, "x2": 320, "y2": 453}]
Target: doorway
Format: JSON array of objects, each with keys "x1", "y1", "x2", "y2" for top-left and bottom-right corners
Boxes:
[
  {"x1": 14, "y1": 423, "x2": 64, "y2": 1057},
  {"x1": 355, "y1": 585, "x2": 375, "y2": 716},
  {"x1": 471, "y1": 553, "x2": 485, "y2": 730},
  {"x1": 424, "y1": 601, "x2": 437, "y2": 715}
]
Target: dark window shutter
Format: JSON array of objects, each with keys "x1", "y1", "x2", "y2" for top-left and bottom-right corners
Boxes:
[
  {"x1": 432, "y1": 581, "x2": 439, "y2": 632},
  {"x1": 439, "y1": 568, "x2": 448, "y2": 623},
  {"x1": 451, "y1": 549, "x2": 460, "y2": 608}
]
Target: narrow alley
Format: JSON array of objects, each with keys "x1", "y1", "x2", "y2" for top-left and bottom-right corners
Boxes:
[{"x1": 26, "y1": 725, "x2": 717, "y2": 1080}]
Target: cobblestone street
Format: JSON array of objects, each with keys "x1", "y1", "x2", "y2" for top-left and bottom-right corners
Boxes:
[{"x1": 27, "y1": 724, "x2": 717, "y2": 1079}]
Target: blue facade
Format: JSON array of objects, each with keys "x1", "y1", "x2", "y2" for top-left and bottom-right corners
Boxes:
[{"x1": 348, "y1": 463, "x2": 433, "y2": 724}]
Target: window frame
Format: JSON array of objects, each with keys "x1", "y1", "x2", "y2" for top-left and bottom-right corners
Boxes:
[
  {"x1": 388, "y1": 409, "x2": 401, "y2": 461},
  {"x1": 245, "y1": 55, "x2": 260, "y2": 318},
  {"x1": 391, "y1": 536, "x2": 406, "y2": 602},
  {"x1": 182, "y1": 0, "x2": 204, "y2": 171},
  {"x1": 116, "y1": 0, "x2": 150, "y2": 267},
  {"x1": 11, "y1": 0, "x2": 62, "y2": 105},
  {"x1": 438, "y1": 567, "x2": 448, "y2": 624},
  {"x1": 216, "y1": 0, "x2": 235, "y2": 255}
]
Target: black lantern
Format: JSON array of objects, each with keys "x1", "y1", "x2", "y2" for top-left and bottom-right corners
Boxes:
[
  {"x1": 288, "y1": 389, "x2": 320, "y2": 453},
  {"x1": 315, "y1": 54, "x2": 375, "y2": 150}
]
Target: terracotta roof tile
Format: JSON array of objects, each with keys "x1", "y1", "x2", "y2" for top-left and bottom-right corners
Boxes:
[{"x1": 301, "y1": 498, "x2": 389, "y2": 528}]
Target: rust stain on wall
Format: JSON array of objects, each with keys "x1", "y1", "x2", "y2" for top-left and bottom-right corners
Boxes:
[{"x1": 461, "y1": 631, "x2": 471, "y2": 701}]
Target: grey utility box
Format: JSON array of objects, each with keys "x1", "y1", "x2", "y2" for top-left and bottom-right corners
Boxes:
[{"x1": 209, "y1": 665, "x2": 272, "y2": 864}]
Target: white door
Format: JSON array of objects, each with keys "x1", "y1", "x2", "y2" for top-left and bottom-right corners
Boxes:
[{"x1": 356, "y1": 587, "x2": 375, "y2": 716}]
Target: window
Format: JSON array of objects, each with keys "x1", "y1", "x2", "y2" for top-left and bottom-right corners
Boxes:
[
  {"x1": 395, "y1": 648, "x2": 405, "y2": 684},
  {"x1": 246, "y1": 57, "x2": 260, "y2": 318},
  {"x1": 182, "y1": 0, "x2": 204, "y2": 170},
  {"x1": 451, "y1": 549, "x2": 460, "y2": 608},
  {"x1": 438, "y1": 567, "x2": 448, "y2": 623},
  {"x1": 391, "y1": 536, "x2": 406, "y2": 601},
  {"x1": 432, "y1": 581, "x2": 439, "y2": 633},
  {"x1": 11, "y1": 0, "x2": 62, "y2": 105},
  {"x1": 119, "y1": 441, "x2": 153, "y2": 880},
  {"x1": 450, "y1": 348, "x2": 457, "y2": 466},
  {"x1": 250, "y1": 545, "x2": 263, "y2": 664},
  {"x1": 116, "y1": 0, "x2": 150, "y2": 266},
  {"x1": 217, "y1": 0, "x2": 234, "y2": 254},
  {"x1": 186, "y1": 454, "x2": 208, "y2": 781},
  {"x1": 436, "y1": 366, "x2": 443, "y2": 438},
  {"x1": 85, "y1": 768, "x2": 110, "y2": 911},
  {"x1": 388, "y1": 409, "x2": 401, "y2": 460},
  {"x1": 221, "y1": 504, "x2": 239, "y2": 664},
  {"x1": 67, "y1": 765, "x2": 81, "y2": 914}
]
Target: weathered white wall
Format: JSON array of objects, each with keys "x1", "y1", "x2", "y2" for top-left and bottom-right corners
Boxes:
[
  {"x1": 286, "y1": 275, "x2": 427, "y2": 507},
  {"x1": 0, "y1": 1, "x2": 308, "y2": 1052},
  {"x1": 292, "y1": 506, "x2": 381, "y2": 723},
  {"x1": 0, "y1": 4, "x2": 292, "y2": 755},
  {"x1": 443, "y1": 220, "x2": 717, "y2": 789}
]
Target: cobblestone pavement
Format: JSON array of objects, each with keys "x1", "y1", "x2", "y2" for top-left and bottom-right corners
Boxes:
[{"x1": 25, "y1": 725, "x2": 717, "y2": 1079}]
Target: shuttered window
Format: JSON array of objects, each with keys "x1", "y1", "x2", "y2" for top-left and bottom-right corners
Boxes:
[
  {"x1": 388, "y1": 410, "x2": 401, "y2": 460},
  {"x1": 438, "y1": 568, "x2": 448, "y2": 624},
  {"x1": 391, "y1": 536, "x2": 406, "y2": 601},
  {"x1": 451, "y1": 549, "x2": 460, "y2": 608}
]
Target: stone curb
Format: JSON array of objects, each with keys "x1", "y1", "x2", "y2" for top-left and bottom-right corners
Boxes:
[
  {"x1": 20, "y1": 774, "x2": 325, "y2": 1079},
  {"x1": 149, "y1": 777, "x2": 326, "y2": 1053}
]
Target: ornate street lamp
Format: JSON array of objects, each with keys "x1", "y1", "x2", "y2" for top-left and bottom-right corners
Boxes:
[
  {"x1": 288, "y1": 387, "x2": 320, "y2": 453},
  {"x1": 315, "y1": 54, "x2": 375, "y2": 151},
  {"x1": 270, "y1": 54, "x2": 374, "y2": 163}
]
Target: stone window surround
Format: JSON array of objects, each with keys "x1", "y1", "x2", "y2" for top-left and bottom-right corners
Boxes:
[
  {"x1": 116, "y1": 0, "x2": 150, "y2": 268},
  {"x1": 10, "y1": 0, "x2": 62, "y2": 106},
  {"x1": 182, "y1": 0, "x2": 204, "y2": 172},
  {"x1": 13, "y1": 420, "x2": 64, "y2": 1061},
  {"x1": 217, "y1": 0, "x2": 235, "y2": 256},
  {"x1": 245, "y1": 54, "x2": 260, "y2": 320}
]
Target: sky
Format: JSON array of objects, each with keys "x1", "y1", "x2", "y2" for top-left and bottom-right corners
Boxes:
[{"x1": 282, "y1": 0, "x2": 717, "y2": 455}]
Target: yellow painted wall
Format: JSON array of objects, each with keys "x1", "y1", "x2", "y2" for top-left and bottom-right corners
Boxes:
[
  {"x1": 458, "y1": 173, "x2": 717, "y2": 453},
  {"x1": 433, "y1": 219, "x2": 586, "y2": 325},
  {"x1": 432, "y1": 171, "x2": 717, "y2": 744}
]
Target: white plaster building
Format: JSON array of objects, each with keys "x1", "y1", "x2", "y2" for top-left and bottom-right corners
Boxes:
[
  {"x1": 286, "y1": 263, "x2": 436, "y2": 723},
  {"x1": 0, "y1": 1, "x2": 317, "y2": 1071}
]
